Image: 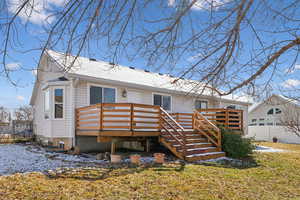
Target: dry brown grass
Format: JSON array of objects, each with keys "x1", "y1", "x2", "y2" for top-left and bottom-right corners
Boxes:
[{"x1": 0, "y1": 143, "x2": 299, "y2": 200}]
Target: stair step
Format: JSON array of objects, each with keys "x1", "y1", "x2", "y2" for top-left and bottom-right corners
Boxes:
[
  {"x1": 179, "y1": 147, "x2": 218, "y2": 155},
  {"x1": 167, "y1": 138, "x2": 208, "y2": 144},
  {"x1": 185, "y1": 152, "x2": 226, "y2": 161},
  {"x1": 162, "y1": 134, "x2": 204, "y2": 139},
  {"x1": 173, "y1": 142, "x2": 212, "y2": 149}
]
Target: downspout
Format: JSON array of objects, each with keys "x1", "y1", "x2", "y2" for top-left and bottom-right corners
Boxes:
[{"x1": 70, "y1": 78, "x2": 77, "y2": 148}]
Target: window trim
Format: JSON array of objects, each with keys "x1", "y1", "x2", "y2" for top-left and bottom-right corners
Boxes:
[
  {"x1": 194, "y1": 99, "x2": 208, "y2": 109},
  {"x1": 87, "y1": 83, "x2": 117, "y2": 105},
  {"x1": 152, "y1": 93, "x2": 172, "y2": 112},
  {"x1": 53, "y1": 87, "x2": 65, "y2": 120}
]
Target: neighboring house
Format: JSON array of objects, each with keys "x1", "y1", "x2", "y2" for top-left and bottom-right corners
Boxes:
[
  {"x1": 11, "y1": 120, "x2": 33, "y2": 135},
  {"x1": 30, "y1": 50, "x2": 251, "y2": 160},
  {"x1": 247, "y1": 94, "x2": 300, "y2": 144}
]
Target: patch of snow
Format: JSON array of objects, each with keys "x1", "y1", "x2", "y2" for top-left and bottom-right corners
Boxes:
[
  {"x1": 191, "y1": 156, "x2": 232, "y2": 164},
  {"x1": 0, "y1": 144, "x2": 108, "y2": 176},
  {"x1": 254, "y1": 145, "x2": 287, "y2": 153}
]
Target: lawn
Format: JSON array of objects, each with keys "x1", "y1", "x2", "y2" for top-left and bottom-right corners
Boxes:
[{"x1": 0, "y1": 143, "x2": 300, "y2": 200}]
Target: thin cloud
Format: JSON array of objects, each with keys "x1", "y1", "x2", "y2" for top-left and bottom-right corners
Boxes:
[
  {"x1": 285, "y1": 64, "x2": 300, "y2": 74},
  {"x1": 281, "y1": 79, "x2": 300, "y2": 88},
  {"x1": 16, "y1": 95, "x2": 25, "y2": 101},
  {"x1": 168, "y1": 0, "x2": 232, "y2": 11},
  {"x1": 32, "y1": 69, "x2": 38, "y2": 76},
  {"x1": 7, "y1": 0, "x2": 65, "y2": 25},
  {"x1": 6, "y1": 62, "x2": 21, "y2": 71}
]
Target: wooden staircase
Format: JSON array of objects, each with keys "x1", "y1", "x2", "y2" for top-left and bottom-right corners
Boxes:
[{"x1": 159, "y1": 109, "x2": 225, "y2": 162}]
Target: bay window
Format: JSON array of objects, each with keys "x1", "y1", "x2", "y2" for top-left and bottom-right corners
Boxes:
[{"x1": 54, "y1": 88, "x2": 64, "y2": 119}]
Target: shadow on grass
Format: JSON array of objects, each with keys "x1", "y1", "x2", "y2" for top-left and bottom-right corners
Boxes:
[
  {"x1": 195, "y1": 156, "x2": 259, "y2": 169},
  {"x1": 44, "y1": 162, "x2": 186, "y2": 181}
]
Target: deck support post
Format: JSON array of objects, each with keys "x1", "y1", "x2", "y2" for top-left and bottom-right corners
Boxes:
[
  {"x1": 111, "y1": 139, "x2": 117, "y2": 154},
  {"x1": 146, "y1": 139, "x2": 150, "y2": 152}
]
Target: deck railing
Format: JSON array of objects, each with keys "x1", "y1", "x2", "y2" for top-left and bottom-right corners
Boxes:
[
  {"x1": 76, "y1": 104, "x2": 243, "y2": 132},
  {"x1": 170, "y1": 113, "x2": 193, "y2": 129},
  {"x1": 76, "y1": 103, "x2": 161, "y2": 131},
  {"x1": 193, "y1": 110, "x2": 221, "y2": 149},
  {"x1": 197, "y1": 108, "x2": 243, "y2": 130}
]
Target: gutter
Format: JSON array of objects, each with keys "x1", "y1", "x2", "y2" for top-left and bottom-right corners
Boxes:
[{"x1": 67, "y1": 73, "x2": 252, "y2": 106}]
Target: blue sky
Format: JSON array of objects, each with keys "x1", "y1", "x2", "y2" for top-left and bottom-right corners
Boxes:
[{"x1": 1, "y1": 0, "x2": 300, "y2": 109}]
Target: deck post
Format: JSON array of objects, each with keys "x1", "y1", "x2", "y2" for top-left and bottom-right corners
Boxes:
[
  {"x1": 100, "y1": 103, "x2": 103, "y2": 131},
  {"x1": 225, "y1": 109, "x2": 229, "y2": 128},
  {"x1": 111, "y1": 139, "x2": 116, "y2": 154},
  {"x1": 146, "y1": 138, "x2": 150, "y2": 152},
  {"x1": 240, "y1": 110, "x2": 243, "y2": 131},
  {"x1": 158, "y1": 108, "x2": 162, "y2": 131},
  {"x1": 130, "y1": 104, "x2": 134, "y2": 131}
]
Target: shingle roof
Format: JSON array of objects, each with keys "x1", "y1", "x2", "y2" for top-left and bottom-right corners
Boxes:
[{"x1": 46, "y1": 50, "x2": 252, "y2": 104}]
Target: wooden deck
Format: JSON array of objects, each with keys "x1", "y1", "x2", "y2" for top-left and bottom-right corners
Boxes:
[
  {"x1": 76, "y1": 103, "x2": 243, "y2": 137},
  {"x1": 75, "y1": 103, "x2": 243, "y2": 161}
]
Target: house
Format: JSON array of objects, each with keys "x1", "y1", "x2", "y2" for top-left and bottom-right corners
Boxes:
[
  {"x1": 30, "y1": 50, "x2": 251, "y2": 161},
  {"x1": 247, "y1": 94, "x2": 300, "y2": 144}
]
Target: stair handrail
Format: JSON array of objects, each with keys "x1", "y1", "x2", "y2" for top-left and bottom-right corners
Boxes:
[
  {"x1": 193, "y1": 110, "x2": 221, "y2": 149},
  {"x1": 160, "y1": 108, "x2": 187, "y2": 156},
  {"x1": 161, "y1": 109, "x2": 185, "y2": 131}
]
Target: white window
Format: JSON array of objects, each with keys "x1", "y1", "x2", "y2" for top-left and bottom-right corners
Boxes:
[
  {"x1": 153, "y1": 94, "x2": 171, "y2": 111},
  {"x1": 195, "y1": 100, "x2": 208, "y2": 109},
  {"x1": 44, "y1": 89, "x2": 50, "y2": 119},
  {"x1": 89, "y1": 86, "x2": 116, "y2": 105},
  {"x1": 54, "y1": 88, "x2": 64, "y2": 119},
  {"x1": 275, "y1": 108, "x2": 282, "y2": 114},
  {"x1": 267, "y1": 108, "x2": 282, "y2": 115},
  {"x1": 227, "y1": 105, "x2": 236, "y2": 109}
]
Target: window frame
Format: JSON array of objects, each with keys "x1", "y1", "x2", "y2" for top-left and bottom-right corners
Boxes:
[
  {"x1": 53, "y1": 87, "x2": 64, "y2": 120},
  {"x1": 152, "y1": 93, "x2": 172, "y2": 111},
  {"x1": 194, "y1": 99, "x2": 208, "y2": 110},
  {"x1": 87, "y1": 83, "x2": 117, "y2": 105}
]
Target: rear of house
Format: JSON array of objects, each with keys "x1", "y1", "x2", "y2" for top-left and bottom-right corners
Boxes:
[{"x1": 30, "y1": 50, "x2": 251, "y2": 159}]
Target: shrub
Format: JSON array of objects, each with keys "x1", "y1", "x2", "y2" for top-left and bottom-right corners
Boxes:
[{"x1": 220, "y1": 127, "x2": 255, "y2": 159}]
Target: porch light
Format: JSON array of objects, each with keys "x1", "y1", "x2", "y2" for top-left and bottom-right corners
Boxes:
[{"x1": 122, "y1": 89, "x2": 127, "y2": 98}]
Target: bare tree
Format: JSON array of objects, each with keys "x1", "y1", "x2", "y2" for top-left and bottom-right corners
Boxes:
[
  {"x1": 280, "y1": 103, "x2": 300, "y2": 137},
  {"x1": 1, "y1": 0, "x2": 300, "y2": 100},
  {"x1": 14, "y1": 106, "x2": 33, "y2": 121},
  {"x1": 0, "y1": 106, "x2": 10, "y2": 123}
]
